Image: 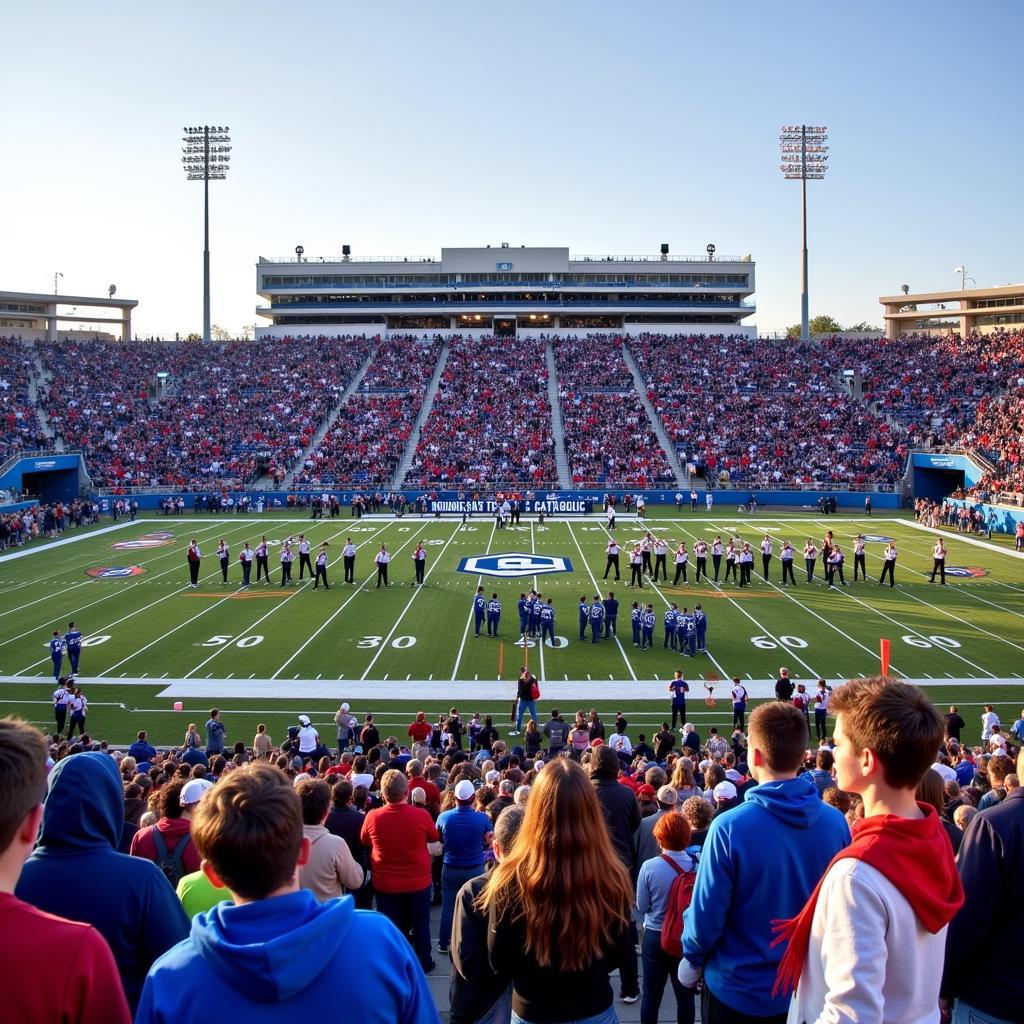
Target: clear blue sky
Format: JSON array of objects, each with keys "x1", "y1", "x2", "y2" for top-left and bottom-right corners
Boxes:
[{"x1": 2, "y1": 0, "x2": 1021, "y2": 337}]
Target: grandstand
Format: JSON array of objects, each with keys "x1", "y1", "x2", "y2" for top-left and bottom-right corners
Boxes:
[{"x1": 3, "y1": 328, "x2": 1024, "y2": 502}]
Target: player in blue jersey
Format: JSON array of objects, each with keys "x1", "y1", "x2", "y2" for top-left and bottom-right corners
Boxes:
[
  {"x1": 578, "y1": 595, "x2": 589, "y2": 640},
  {"x1": 640, "y1": 605, "x2": 656, "y2": 650},
  {"x1": 529, "y1": 592, "x2": 543, "y2": 637},
  {"x1": 694, "y1": 603, "x2": 708, "y2": 653},
  {"x1": 518, "y1": 593, "x2": 530, "y2": 636},
  {"x1": 679, "y1": 607, "x2": 698, "y2": 657},
  {"x1": 63, "y1": 621, "x2": 82, "y2": 675},
  {"x1": 603, "y1": 591, "x2": 618, "y2": 637},
  {"x1": 663, "y1": 604, "x2": 678, "y2": 650},
  {"x1": 487, "y1": 594, "x2": 502, "y2": 637},
  {"x1": 473, "y1": 586, "x2": 487, "y2": 637},
  {"x1": 631, "y1": 602, "x2": 642, "y2": 647},
  {"x1": 588, "y1": 596, "x2": 605, "y2": 643},
  {"x1": 49, "y1": 631, "x2": 65, "y2": 680},
  {"x1": 540, "y1": 598, "x2": 556, "y2": 646}
]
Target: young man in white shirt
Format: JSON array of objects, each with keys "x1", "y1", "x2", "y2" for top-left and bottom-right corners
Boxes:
[{"x1": 774, "y1": 678, "x2": 964, "y2": 1024}]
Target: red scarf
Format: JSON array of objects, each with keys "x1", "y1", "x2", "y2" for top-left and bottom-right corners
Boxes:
[{"x1": 771, "y1": 803, "x2": 964, "y2": 997}]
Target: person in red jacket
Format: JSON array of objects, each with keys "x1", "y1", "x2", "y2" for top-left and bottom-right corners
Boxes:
[
  {"x1": 0, "y1": 717, "x2": 131, "y2": 1024},
  {"x1": 129, "y1": 778, "x2": 204, "y2": 882},
  {"x1": 361, "y1": 769, "x2": 440, "y2": 973}
]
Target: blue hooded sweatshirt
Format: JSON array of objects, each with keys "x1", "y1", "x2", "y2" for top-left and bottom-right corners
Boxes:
[
  {"x1": 681, "y1": 775, "x2": 850, "y2": 1017},
  {"x1": 135, "y1": 889, "x2": 440, "y2": 1024},
  {"x1": 15, "y1": 752, "x2": 190, "y2": 1010}
]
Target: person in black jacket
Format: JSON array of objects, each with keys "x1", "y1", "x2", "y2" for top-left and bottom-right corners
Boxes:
[
  {"x1": 324, "y1": 780, "x2": 373, "y2": 909},
  {"x1": 775, "y1": 667, "x2": 794, "y2": 702},
  {"x1": 589, "y1": 743, "x2": 641, "y2": 1004},
  {"x1": 449, "y1": 805, "x2": 524, "y2": 1024},
  {"x1": 940, "y1": 750, "x2": 1024, "y2": 1022}
]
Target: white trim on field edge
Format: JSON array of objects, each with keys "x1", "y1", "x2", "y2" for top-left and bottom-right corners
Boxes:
[{"x1": 0, "y1": 675, "x2": 1017, "y2": 702}]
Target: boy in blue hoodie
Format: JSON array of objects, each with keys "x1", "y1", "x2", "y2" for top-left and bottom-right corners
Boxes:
[
  {"x1": 135, "y1": 762, "x2": 439, "y2": 1024},
  {"x1": 678, "y1": 701, "x2": 850, "y2": 1024}
]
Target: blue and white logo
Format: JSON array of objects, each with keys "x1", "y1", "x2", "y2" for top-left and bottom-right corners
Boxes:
[
  {"x1": 862, "y1": 535, "x2": 896, "y2": 543},
  {"x1": 457, "y1": 552, "x2": 573, "y2": 578},
  {"x1": 496, "y1": 261, "x2": 513, "y2": 271}
]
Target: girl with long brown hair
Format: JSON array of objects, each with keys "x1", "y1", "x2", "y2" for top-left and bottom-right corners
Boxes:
[{"x1": 478, "y1": 757, "x2": 633, "y2": 1024}]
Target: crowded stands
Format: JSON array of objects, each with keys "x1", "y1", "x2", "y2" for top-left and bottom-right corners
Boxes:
[
  {"x1": 553, "y1": 335, "x2": 675, "y2": 487},
  {"x1": 404, "y1": 336, "x2": 557, "y2": 486},
  {"x1": 626, "y1": 333, "x2": 907, "y2": 488},
  {"x1": 293, "y1": 336, "x2": 443, "y2": 487},
  {"x1": 0, "y1": 336, "x2": 49, "y2": 461}
]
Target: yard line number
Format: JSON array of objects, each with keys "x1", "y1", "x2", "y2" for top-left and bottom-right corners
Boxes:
[
  {"x1": 750, "y1": 635, "x2": 808, "y2": 650},
  {"x1": 356, "y1": 635, "x2": 418, "y2": 649}
]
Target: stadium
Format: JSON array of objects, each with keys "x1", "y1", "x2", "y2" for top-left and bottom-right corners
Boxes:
[{"x1": 1, "y1": 5, "x2": 1022, "y2": 1024}]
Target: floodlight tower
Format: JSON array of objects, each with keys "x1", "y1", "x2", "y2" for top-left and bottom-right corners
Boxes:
[
  {"x1": 182, "y1": 125, "x2": 231, "y2": 342},
  {"x1": 780, "y1": 125, "x2": 829, "y2": 341}
]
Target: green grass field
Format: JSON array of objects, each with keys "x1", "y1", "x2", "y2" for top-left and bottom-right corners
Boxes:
[{"x1": 1, "y1": 508, "x2": 1022, "y2": 747}]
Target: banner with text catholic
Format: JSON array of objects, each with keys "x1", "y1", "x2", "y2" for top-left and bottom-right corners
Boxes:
[{"x1": 426, "y1": 498, "x2": 593, "y2": 516}]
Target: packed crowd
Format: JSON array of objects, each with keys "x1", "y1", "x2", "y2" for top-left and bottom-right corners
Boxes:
[
  {"x1": 553, "y1": 336, "x2": 675, "y2": 487},
  {"x1": 626, "y1": 333, "x2": 906, "y2": 487},
  {"x1": 5, "y1": 679, "x2": 1019, "y2": 1023},
  {"x1": 956, "y1": 388, "x2": 1024, "y2": 502},
  {"x1": 0, "y1": 336, "x2": 49, "y2": 461},
  {"x1": 293, "y1": 336, "x2": 443, "y2": 487},
  {"x1": 405, "y1": 337, "x2": 557, "y2": 486},
  {"x1": 817, "y1": 329, "x2": 1024, "y2": 449},
  {"x1": 37, "y1": 336, "x2": 374, "y2": 490},
  {"x1": 0, "y1": 499, "x2": 100, "y2": 550}
]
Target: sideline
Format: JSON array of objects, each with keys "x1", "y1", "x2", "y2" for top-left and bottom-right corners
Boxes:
[
  {"x1": 1, "y1": 675, "x2": 1016, "y2": 701},
  {"x1": 0, "y1": 520, "x2": 136, "y2": 562}
]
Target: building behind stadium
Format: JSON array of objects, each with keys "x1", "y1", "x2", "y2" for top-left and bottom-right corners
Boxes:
[{"x1": 256, "y1": 245, "x2": 756, "y2": 339}]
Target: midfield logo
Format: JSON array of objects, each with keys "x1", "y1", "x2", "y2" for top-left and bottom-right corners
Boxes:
[
  {"x1": 457, "y1": 553, "x2": 573, "y2": 578},
  {"x1": 944, "y1": 566, "x2": 988, "y2": 578},
  {"x1": 87, "y1": 565, "x2": 146, "y2": 579}
]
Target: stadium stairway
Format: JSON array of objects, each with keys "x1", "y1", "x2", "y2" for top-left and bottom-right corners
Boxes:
[
  {"x1": 621, "y1": 344, "x2": 688, "y2": 487},
  {"x1": 274, "y1": 341, "x2": 380, "y2": 490},
  {"x1": 28, "y1": 344, "x2": 61, "y2": 450},
  {"x1": 545, "y1": 340, "x2": 572, "y2": 489},
  {"x1": 393, "y1": 338, "x2": 452, "y2": 488}
]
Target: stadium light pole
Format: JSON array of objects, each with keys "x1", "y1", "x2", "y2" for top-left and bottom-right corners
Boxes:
[
  {"x1": 780, "y1": 125, "x2": 828, "y2": 341},
  {"x1": 182, "y1": 125, "x2": 231, "y2": 342}
]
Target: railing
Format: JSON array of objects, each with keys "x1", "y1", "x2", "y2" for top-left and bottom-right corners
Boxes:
[
  {"x1": 259, "y1": 253, "x2": 749, "y2": 265},
  {"x1": 0, "y1": 447, "x2": 64, "y2": 476}
]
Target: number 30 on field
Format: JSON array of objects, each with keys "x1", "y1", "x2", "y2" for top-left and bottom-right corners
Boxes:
[{"x1": 356, "y1": 635, "x2": 417, "y2": 649}]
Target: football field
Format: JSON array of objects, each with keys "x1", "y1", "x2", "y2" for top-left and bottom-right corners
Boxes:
[{"x1": 1, "y1": 508, "x2": 1022, "y2": 746}]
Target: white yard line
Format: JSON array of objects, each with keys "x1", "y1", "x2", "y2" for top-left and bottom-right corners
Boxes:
[
  {"x1": 530, "y1": 521, "x2": 547, "y2": 682},
  {"x1": 450, "y1": 521, "x2": 499, "y2": 681},
  {"x1": 269, "y1": 521, "x2": 407, "y2": 679},
  {"x1": 360, "y1": 525, "x2": 463, "y2": 680},
  {"x1": 565, "y1": 521, "x2": 637, "y2": 681},
  {"x1": 0, "y1": 519, "x2": 137, "y2": 562},
  {"x1": 903, "y1": 518, "x2": 1024, "y2": 560}
]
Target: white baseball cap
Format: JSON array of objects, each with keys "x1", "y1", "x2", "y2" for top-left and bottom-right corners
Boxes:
[
  {"x1": 341, "y1": 702, "x2": 350, "y2": 711},
  {"x1": 180, "y1": 778, "x2": 214, "y2": 806},
  {"x1": 713, "y1": 781, "x2": 738, "y2": 801},
  {"x1": 454, "y1": 779, "x2": 476, "y2": 801},
  {"x1": 298, "y1": 715, "x2": 311, "y2": 726}
]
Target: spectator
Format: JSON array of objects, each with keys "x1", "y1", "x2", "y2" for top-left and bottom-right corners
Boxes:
[
  {"x1": 296, "y1": 779, "x2": 364, "y2": 902},
  {"x1": 134, "y1": 762, "x2": 439, "y2": 1024},
  {"x1": 776, "y1": 679, "x2": 963, "y2": 1024},
  {"x1": 589, "y1": 743, "x2": 641, "y2": 1003},
  {"x1": 679, "y1": 702, "x2": 850, "y2": 1023},
  {"x1": 129, "y1": 778, "x2": 204, "y2": 882},
  {"x1": 128, "y1": 731, "x2": 157, "y2": 763},
  {"x1": 479, "y1": 758, "x2": 633, "y2": 1024},
  {"x1": 16, "y1": 751, "x2": 190, "y2": 1010},
  {"x1": 637, "y1": 810, "x2": 699, "y2": 1024},
  {"x1": 636, "y1": 785, "x2": 679, "y2": 867},
  {"x1": 0, "y1": 718, "x2": 132, "y2": 1024},
  {"x1": 450, "y1": 805, "x2": 525, "y2": 1024},
  {"x1": 360, "y1": 768, "x2": 441, "y2": 974}
]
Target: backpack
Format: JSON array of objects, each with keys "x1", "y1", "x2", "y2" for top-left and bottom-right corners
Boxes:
[
  {"x1": 152, "y1": 829, "x2": 191, "y2": 888},
  {"x1": 659, "y1": 854, "x2": 698, "y2": 959},
  {"x1": 530, "y1": 680, "x2": 541, "y2": 701}
]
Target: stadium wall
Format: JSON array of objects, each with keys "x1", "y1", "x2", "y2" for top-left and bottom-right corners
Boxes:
[
  {"x1": 94, "y1": 488, "x2": 903, "y2": 512},
  {"x1": 946, "y1": 497, "x2": 1024, "y2": 535},
  {"x1": 0, "y1": 454, "x2": 90, "y2": 504}
]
